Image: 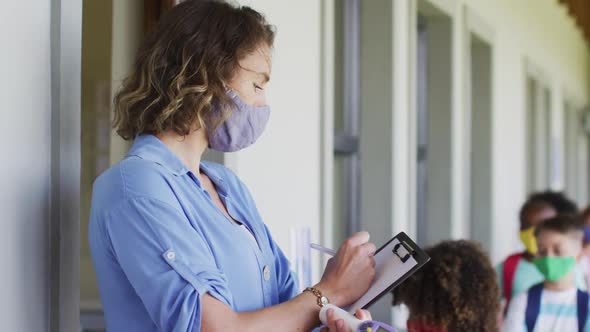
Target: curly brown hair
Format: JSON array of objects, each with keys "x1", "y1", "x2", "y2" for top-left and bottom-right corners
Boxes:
[
  {"x1": 393, "y1": 240, "x2": 499, "y2": 332},
  {"x1": 113, "y1": 0, "x2": 275, "y2": 140}
]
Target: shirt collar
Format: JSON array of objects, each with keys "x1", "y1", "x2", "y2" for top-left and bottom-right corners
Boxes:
[
  {"x1": 199, "y1": 161, "x2": 223, "y2": 183},
  {"x1": 127, "y1": 134, "x2": 190, "y2": 176}
]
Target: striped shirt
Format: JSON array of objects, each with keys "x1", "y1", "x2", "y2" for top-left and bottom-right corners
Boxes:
[{"x1": 502, "y1": 287, "x2": 590, "y2": 332}]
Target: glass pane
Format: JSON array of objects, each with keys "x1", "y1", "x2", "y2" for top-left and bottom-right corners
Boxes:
[
  {"x1": 414, "y1": 7, "x2": 453, "y2": 246},
  {"x1": 469, "y1": 35, "x2": 493, "y2": 252},
  {"x1": 544, "y1": 87, "x2": 554, "y2": 186},
  {"x1": 333, "y1": 0, "x2": 345, "y2": 133},
  {"x1": 525, "y1": 77, "x2": 536, "y2": 193},
  {"x1": 416, "y1": 16, "x2": 428, "y2": 246},
  {"x1": 333, "y1": 154, "x2": 348, "y2": 246},
  {"x1": 564, "y1": 102, "x2": 579, "y2": 201},
  {"x1": 80, "y1": 1, "x2": 143, "y2": 330},
  {"x1": 80, "y1": 0, "x2": 114, "y2": 315}
]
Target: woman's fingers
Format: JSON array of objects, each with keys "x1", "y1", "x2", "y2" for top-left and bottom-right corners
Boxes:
[
  {"x1": 354, "y1": 308, "x2": 372, "y2": 321},
  {"x1": 344, "y1": 231, "x2": 370, "y2": 248},
  {"x1": 326, "y1": 309, "x2": 350, "y2": 332},
  {"x1": 326, "y1": 308, "x2": 373, "y2": 331},
  {"x1": 326, "y1": 309, "x2": 338, "y2": 331},
  {"x1": 317, "y1": 231, "x2": 376, "y2": 306},
  {"x1": 360, "y1": 242, "x2": 377, "y2": 256}
]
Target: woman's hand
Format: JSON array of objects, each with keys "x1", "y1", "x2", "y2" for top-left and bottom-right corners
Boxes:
[
  {"x1": 355, "y1": 309, "x2": 372, "y2": 321},
  {"x1": 316, "y1": 231, "x2": 376, "y2": 307},
  {"x1": 323, "y1": 308, "x2": 373, "y2": 332}
]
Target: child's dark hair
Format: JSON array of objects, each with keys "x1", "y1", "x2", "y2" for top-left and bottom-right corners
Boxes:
[
  {"x1": 534, "y1": 214, "x2": 584, "y2": 238},
  {"x1": 392, "y1": 240, "x2": 499, "y2": 332},
  {"x1": 519, "y1": 199, "x2": 554, "y2": 224},
  {"x1": 528, "y1": 190, "x2": 578, "y2": 215}
]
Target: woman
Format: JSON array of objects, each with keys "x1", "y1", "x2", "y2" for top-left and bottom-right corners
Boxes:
[
  {"x1": 392, "y1": 240, "x2": 500, "y2": 332},
  {"x1": 88, "y1": 1, "x2": 375, "y2": 331}
]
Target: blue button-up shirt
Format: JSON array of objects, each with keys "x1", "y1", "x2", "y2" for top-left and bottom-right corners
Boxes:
[{"x1": 89, "y1": 134, "x2": 299, "y2": 331}]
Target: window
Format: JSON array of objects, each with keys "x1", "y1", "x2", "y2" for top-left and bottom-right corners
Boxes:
[
  {"x1": 468, "y1": 33, "x2": 493, "y2": 252},
  {"x1": 525, "y1": 75, "x2": 551, "y2": 193},
  {"x1": 80, "y1": 1, "x2": 177, "y2": 330},
  {"x1": 564, "y1": 101, "x2": 588, "y2": 203},
  {"x1": 415, "y1": 2, "x2": 453, "y2": 246}
]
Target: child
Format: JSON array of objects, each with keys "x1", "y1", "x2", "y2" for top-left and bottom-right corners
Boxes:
[
  {"x1": 497, "y1": 197, "x2": 557, "y2": 308},
  {"x1": 502, "y1": 215, "x2": 590, "y2": 332},
  {"x1": 393, "y1": 240, "x2": 500, "y2": 332}
]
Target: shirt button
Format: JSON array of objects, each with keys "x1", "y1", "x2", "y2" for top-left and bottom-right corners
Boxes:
[
  {"x1": 263, "y1": 266, "x2": 271, "y2": 281},
  {"x1": 166, "y1": 251, "x2": 176, "y2": 261}
]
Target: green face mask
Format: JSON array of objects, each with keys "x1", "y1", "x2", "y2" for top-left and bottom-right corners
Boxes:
[{"x1": 533, "y1": 256, "x2": 576, "y2": 282}]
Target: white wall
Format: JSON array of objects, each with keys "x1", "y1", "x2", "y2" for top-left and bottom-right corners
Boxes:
[
  {"x1": 234, "y1": 0, "x2": 323, "y2": 282},
  {"x1": 0, "y1": 1, "x2": 52, "y2": 330}
]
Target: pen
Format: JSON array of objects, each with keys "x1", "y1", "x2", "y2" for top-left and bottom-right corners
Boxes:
[{"x1": 310, "y1": 243, "x2": 337, "y2": 256}]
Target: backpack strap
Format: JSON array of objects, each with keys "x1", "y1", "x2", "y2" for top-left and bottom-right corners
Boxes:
[
  {"x1": 525, "y1": 283, "x2": 544, "y2": 332},
  {"x1": 503, "y1": 252, "x2": 524, "y2": 303},
  {"x1": 577, "y1": 289, "x2": 589, "y2": 332}
]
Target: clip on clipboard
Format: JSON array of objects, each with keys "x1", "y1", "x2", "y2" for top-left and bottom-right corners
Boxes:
[{"x1": 345, "y1": 232, "x2": 430, "y2": 313}]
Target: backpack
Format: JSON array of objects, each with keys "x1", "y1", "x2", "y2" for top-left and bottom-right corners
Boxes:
[
  {"x1": 525, "y1": 283, "x2": 589, "y2": 332},
  {"x1": 503, "y1": 252, "x2": 525, "y2": 306}
]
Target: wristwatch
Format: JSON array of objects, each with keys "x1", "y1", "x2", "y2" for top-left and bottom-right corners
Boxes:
[{"x1": 303, "y1": 287, "x2": 330, "y2": 307}]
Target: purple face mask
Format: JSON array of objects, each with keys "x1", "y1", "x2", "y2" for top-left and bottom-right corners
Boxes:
[{"x1": 207, "y1": 89, "x2": 270, "y2": 152}]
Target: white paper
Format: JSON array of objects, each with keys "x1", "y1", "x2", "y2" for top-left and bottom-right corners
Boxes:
[{"x1": 346, "y1": 238, "x2": 418, "y2": 313}]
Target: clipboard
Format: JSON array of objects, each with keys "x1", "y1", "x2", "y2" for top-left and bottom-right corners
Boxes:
[{"x1": 346, "y1": 232, "x2": 430, "y2": 313}]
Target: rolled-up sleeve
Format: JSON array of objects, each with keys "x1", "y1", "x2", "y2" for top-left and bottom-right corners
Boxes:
[{"x1": 99, "y1": 196, "x2": 233, "y2": 332}]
